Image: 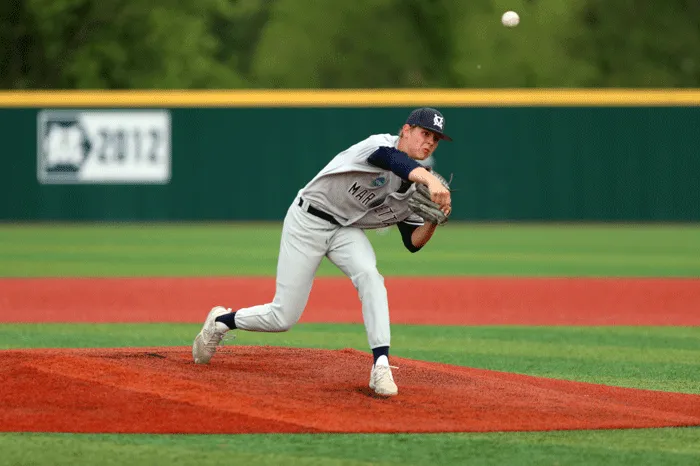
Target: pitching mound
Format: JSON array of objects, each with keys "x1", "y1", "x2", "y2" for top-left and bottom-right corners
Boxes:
[{"x1": 2, "y1": 346, "x2": 700, "y2": 434}]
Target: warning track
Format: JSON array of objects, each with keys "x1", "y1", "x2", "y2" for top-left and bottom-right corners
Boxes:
[{"x1": 0, "y1": 277, "x2": 698, "y2": 325}]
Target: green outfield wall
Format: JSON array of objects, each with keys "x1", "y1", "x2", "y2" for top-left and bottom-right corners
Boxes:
[{"x1": 1, "y1": 90, "x2": 698, "y2": 221}]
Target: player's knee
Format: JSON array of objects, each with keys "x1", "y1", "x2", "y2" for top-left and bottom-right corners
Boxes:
[
  {"x1": 352, "y1": 268, "x2": 385, "y2": 293},
  {"x1": 273, "y1": 317, "x2": 295, "y2": 332},
  {"x1": 269, "y1": 304, "x2": 300, "y2": 332}
]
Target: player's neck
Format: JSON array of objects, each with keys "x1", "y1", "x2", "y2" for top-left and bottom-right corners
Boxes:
[{"x1": 396, "y1": 138, "x2": 411, "y2": 157}]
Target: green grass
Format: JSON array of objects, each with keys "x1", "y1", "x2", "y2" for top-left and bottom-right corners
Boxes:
[
  {"x1": 2, "y1": 223, "x2": 700, "y2": 277},
  {"x1": 1, "y1": 429, "x2": 700, "y2": 466}
]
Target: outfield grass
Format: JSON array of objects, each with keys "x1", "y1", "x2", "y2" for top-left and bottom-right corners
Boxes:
[
  {"x1": 1, "y1": 223, "x2": 700, "y2": 277},
  {"x1": 1, "y1": 429, "x2": 700, "y2": 466},
  {"x1": 1, "y1": 223, "x2": 699, "y2": 465}
]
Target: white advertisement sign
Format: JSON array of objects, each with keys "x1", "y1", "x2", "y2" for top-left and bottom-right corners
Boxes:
[{"x1": 37, "y1": 110, "x2": 171, "y2": 184}]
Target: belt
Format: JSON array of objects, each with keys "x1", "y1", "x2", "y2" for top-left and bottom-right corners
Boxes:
[{"x1": 298, "y1": 198, "x2": 340, "y2": 225}]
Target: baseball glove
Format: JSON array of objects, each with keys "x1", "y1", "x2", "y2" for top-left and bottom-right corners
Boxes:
[{"x1": 407, "y1": 171, "x2": 452, "y2": 226}]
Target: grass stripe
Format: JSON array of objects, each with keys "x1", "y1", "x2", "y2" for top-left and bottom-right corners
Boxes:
[
  {"x1": 2, "y1": 224, "x2": 700, "y2": 277},
  {"x1": 0, "y1": 429, "x2": 699, "y2": 466}
]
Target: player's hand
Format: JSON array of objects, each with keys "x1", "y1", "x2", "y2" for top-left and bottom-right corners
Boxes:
[{"x1": 428, "y1": 180, "x2": 451, "y2": 213}]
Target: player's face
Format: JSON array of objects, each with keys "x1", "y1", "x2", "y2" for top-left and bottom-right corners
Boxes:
[{"x1": 403, "y1": 125, "x2": 440, "y2": 160}]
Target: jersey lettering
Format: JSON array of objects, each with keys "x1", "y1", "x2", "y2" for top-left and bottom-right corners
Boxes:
[
  {"x1": 355, "y1": 189, "x2": 368, "y2": 200},
  {"x1": 348, "y1": 182, "x2": 378, "y2": 206},
  {"x1": 301, "y1": 134, "x2": 417, "y2": 228},
  {"x1": 374, "y1": 206, "x2": 398, "y2": 224}
]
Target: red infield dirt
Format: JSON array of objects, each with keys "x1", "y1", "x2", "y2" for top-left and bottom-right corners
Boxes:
[
  {"x1": 2, "y1": 346, "x2": 700, "y2": 434},
  {"x1": 1, "y1": 276, "x2": 699, "y2": 434},
  {"x1": 1, "y1": 277, "x2": 699, "y2": 325}
]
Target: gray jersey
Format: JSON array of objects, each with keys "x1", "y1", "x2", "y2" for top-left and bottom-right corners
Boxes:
[{"x1": 299, "y1": 134, "x2": 425, "y2": 229}]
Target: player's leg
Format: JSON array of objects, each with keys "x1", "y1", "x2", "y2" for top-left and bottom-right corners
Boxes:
[
  {"x1": 326, "y1": 228, "x2": 398, "y2": 396},
  {"x1": 193, "y1": 202, "x2": 333, "y2": 364},
  {"x1": 230, "y1": 206, "x2": 329, "y2": 332}
]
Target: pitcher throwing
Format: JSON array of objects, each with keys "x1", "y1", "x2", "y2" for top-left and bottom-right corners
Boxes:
[{"x1": 193, "y1": 108, "x2": 453, "y2": 396}]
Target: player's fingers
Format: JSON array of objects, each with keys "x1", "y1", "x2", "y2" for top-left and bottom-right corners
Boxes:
[
  {"x1": 433, "y1": 191, "x2": 450, "y2": 206},
  {"x1": 431, "y1": 188, "x2": 446, "y2": 201}
]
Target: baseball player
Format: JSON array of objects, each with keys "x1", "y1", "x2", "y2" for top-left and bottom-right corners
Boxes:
[{"x1": 193, "y1": 107, "x2": 452, "y2": 397}]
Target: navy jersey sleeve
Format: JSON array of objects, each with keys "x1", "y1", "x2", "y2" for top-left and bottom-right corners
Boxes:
[
  {"x1": 397, "y1": 221, "x2": 423, "y2": 253},
  {"x1": 367, "y1": 146, "x2": 422, "y2": 181}
]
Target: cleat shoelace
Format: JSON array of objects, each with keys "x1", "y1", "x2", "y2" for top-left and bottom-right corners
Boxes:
[
  {"x1": 202, "y1": 308, "x2": 233, "y2": 350},
  {"x1": 373, "y1": 365, "x2": 398, "y2": 381},
  {"x1": 204, "y1": 332, "x2": 224, "y2": 352}
]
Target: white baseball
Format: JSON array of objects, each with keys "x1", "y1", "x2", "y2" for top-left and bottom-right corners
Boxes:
[{"x1": 501, "y1": 11, "x2": 520, "y2": 28}]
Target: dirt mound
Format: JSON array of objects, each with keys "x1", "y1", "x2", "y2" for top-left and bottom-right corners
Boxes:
[{"x1": 2, "y1": 346, "x2": 699, "y2": 434}]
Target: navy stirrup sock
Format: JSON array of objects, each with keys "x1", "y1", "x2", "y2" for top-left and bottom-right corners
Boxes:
[
  {"x1": 215, "y1": 312, "x2": 237, "y2": 330},
  {"x1": 372, "y1": 346, "x2": 389, "y2": 364}
]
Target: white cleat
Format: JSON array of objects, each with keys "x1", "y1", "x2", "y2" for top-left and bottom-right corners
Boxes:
[
  {"x1": 192, "y1": 306, "x2": 232, "y2": 364},
  {"x1": 369, "y1": 364, "x2": 398, "y2": 396}
]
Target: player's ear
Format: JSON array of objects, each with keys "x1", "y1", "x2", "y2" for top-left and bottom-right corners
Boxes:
[{"x1": 399, "y1": 124, "x2": 412, "y2": 138}]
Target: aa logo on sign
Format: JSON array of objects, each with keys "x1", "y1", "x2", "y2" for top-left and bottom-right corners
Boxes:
[
  {"x1": 38, "y1": 113, "x2": 91, "y2": 181},
  {"x1": 37, "y1": 110, "x2": 171, "y2": 184}
]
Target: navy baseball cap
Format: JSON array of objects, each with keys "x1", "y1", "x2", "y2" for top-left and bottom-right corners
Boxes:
[{"x1": 405, "y1": 107, "x2": 453, "y2": 141}]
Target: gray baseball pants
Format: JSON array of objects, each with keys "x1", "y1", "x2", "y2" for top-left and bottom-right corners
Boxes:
[{"x1": 231, "y1": 198, "x2": 391, "y2": 349}]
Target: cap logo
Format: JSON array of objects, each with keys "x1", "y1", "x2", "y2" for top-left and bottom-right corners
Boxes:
[{"x1": 433, "y1": 114, "x2": 444, "y2": 129}]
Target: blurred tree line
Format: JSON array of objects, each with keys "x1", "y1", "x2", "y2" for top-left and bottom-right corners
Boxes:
[{"x1": 1, "y1": 0, "x2": 698, "y2": 89}]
